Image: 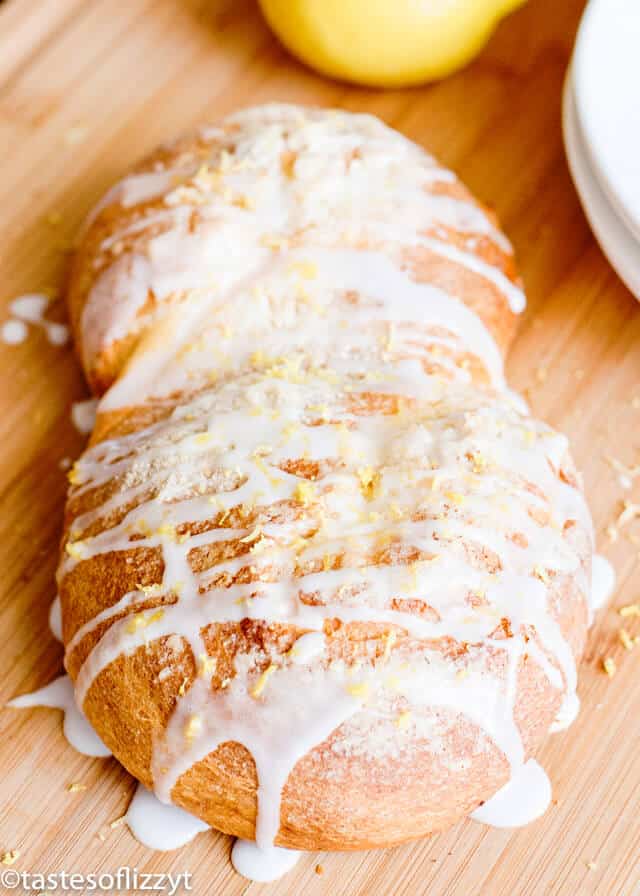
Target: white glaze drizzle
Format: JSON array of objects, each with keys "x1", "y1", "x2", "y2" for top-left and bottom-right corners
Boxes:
[
  {"x1": 71, "y1": 398, "x2": 99, "y2": 435},
  {"x1": 12, "y1": 294, "x2": 50, "y2": 322},
  {"x1": 590, "y1": 554, "x2": 616, "y2": 619},
  {"x1": 8, "y1": 675, "x2": 111, "y2": 758},
  {"x1": 550, "y1": 691, "x2": 581, "y2": 733},
  {"x1": 1, "y1": 319, "x2": 28, "y2": 344},
  {"x1": 4, "y1": 294, "x2": 69, "y2": 346},
  {"x1": 102, "y1": 246, "x2": 508, "y2": 410},
  {"x1": 289, "y1": 631, "x2": 326, "y2": 665},
  {"x1": 58, "y1": 105, "x2": 596, "y2": 865},
  {"x1": 231, "y1": 839, "x2": 301, "y2": 882},
  {"x1": 126, "y1": 783, "x2": 209, "y2": 850},
  {"x1": 9, "y1": 676, "x2": 295, "y2": 872},
  {"x1": 79, "y1": 104, "x2": 523, "y2": 401},
  {"x1": 470, "y1": 758, "x2": 551, "y2": 828}
]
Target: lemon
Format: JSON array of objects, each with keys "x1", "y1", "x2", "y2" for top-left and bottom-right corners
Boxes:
[{"x1": 259, "y1": 0, "x2": 526, "y2": 88}]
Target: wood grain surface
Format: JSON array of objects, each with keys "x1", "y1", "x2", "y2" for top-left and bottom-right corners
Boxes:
[{"x1": 0, "y1": 1, "x2": 638, "y2": 894}]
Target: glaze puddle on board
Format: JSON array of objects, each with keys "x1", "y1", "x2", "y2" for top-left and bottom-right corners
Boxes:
[
  {"x1": 111, "y1": 781, "x2": 302, "y2": 880},
  {"x1": 231, "y1": 839, "x2": 301, "y2": 882},
  {"x1": 7, "y1": 675, "x2": 111, "y2": 758},
  {"x1": 590, "y1": 555, "x2": 616, "y2": 617},
  {"x1": 71, "y1": 398, "x2": 99, "y2": 435},
  {"x1": 126, "y1": 784, "x2": 209, "y2": 850},
  {"x1": 1, "y1": 319, "x2": 28, "y2": 344},
  {"x1": 470, "y1": 759, "x2": 551, "y2": 828},
  {"x1": 7, "y1": 597, "x2": 110, "y2": 756},
  {"x1": 1, "y1": 294, "x2": 69, "y2": 346}
]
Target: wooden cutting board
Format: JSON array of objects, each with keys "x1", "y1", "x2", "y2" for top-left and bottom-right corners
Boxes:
[{"x1": 0, "y1": 1, "x2": 638, "y2": 893}]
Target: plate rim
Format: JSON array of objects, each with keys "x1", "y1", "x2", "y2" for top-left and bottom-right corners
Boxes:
[
  {"x1": 563, "y1": 66, "x2": 640, "y2": 301},
  {"x1": 572, "y1": 0, "x2": 640, "y2": 243}
]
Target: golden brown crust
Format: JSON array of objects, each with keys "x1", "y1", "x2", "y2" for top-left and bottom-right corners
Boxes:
[
  {"x1": 68, "y1": 121, "x2": 520, "y2": 396},
  {"x1": 60, "y1": 105, "x2": 591, "y2": 851},
  {"x1": 60, "y1": 424, "x2": 590, "y2": 848}
]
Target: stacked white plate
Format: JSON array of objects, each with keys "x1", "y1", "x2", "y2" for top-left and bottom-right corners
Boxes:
[{"x1": 563, "y1": 0, "x2": 640, "y2": 300}]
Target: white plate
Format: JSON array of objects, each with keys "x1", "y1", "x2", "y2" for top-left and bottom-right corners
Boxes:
[
  {"x1": 573, "y1": 0, "x2": 640, "y2": 243},
  {"x1": 563, "y1": 69, "x2": 640, "y2": 301}
]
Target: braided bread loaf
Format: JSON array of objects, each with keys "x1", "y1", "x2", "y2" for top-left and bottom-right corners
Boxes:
[{"x1": 60, "y1": 105, "x2": 593, "y2": 853}]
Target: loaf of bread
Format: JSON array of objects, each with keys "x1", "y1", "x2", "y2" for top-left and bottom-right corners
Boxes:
[{"x1": 60, "y1": 104, "x2": 593, "y2": 852}]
